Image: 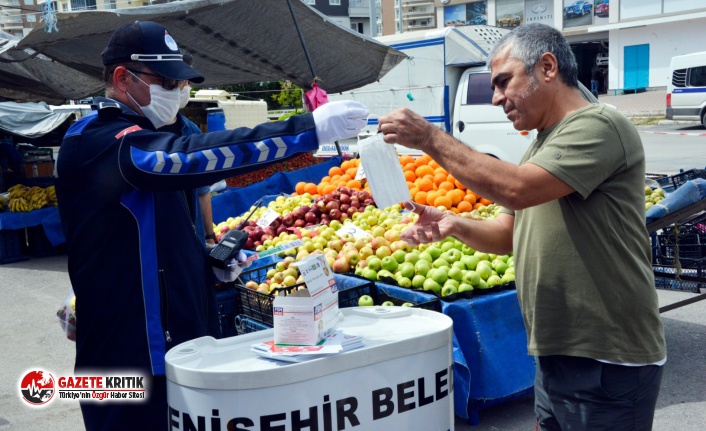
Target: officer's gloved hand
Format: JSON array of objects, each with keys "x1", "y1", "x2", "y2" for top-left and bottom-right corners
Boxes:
[
  {"x1": 212, "y1": 250, "x2": 252, "y2": 282},
  {"x1": 313, "y1": 101, "x2": 369, "y2": 145}
]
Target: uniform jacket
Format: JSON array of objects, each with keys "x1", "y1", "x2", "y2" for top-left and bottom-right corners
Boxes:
[{"x1": 56, "y1": 97, "x2": 318, "y2": 375}]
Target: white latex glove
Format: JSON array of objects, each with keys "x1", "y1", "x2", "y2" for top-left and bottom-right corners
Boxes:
[
  {"x1": 313, "y1": 100, "x2": 369, "y2": 145},
  {"x1": 212, "y1": 250, "x2": 252, "y2": 282}
]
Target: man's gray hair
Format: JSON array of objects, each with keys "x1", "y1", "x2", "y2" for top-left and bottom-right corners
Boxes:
[{"x1": 488, "y1": 23, "x2": 579, "y2": 88}]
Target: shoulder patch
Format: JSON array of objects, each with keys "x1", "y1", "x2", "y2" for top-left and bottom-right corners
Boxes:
[{"x1": 115, "y1": 125, "x2": 142, "y2": 139}]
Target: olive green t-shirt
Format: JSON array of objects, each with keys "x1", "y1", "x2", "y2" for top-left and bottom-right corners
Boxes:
[{"x1": 504, "y1": 104, "x2": 666, "y2": 364}]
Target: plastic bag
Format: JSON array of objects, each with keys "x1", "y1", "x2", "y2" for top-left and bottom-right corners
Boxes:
[
  {"x1": 304, "y1": 83, "x2": 329, "y2": 112},
  {"x1": 358, "y1": 133, "x2": 411, "y2": 209},
  {"x1": 56, "y1": 288, "x2": 76, "y2": 341}
]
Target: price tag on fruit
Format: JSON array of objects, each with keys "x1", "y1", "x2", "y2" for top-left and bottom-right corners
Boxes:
[
  {"x1": 256, "y1": 208, "x2": 280, "y2": 228},
  {"x1": 355, "y1": 164, "x2": 366, "y2": 181},
  {"x1": 335, "y1": 223, "x2": 372, "y2": 240}
]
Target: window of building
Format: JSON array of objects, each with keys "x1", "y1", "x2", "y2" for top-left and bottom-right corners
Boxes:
[
  {"x1": 23, "y1": 0, "x2": 33, "y2": 5},
  {"x1": 108, "y1": 0, "x2": 116, "y2": 9},
  {"x1": 329, "y1": 0, "x2": 341, "y2": 5},
  {"x1": 351, "y1": 22, "x2": 363, "y2": 33},
  {"x1": 27, "y1": 13, "x2": 36, "y2": 22},
  {"x1": 306, "y1": 0, "x2": 315, "y2": 4},
  {"x1": 465, "y1": 73, "x2": 494, "y2": 105}
]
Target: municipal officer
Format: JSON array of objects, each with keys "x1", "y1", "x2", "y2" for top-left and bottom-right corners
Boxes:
[{"x1": 56, "y1": 20, "x2": 367, "y2": 430}]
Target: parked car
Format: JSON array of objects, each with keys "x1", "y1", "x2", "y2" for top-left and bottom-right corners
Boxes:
[
  {"x1": 498, "y1": 15, "x2": 520, "y2": 27},
  {"x1": 467, "y1": 16, "x2": 487, "y2": 25},
  {"x1": 564, "y1": 1, "x2": 592, "y2": 18},
  {"x1": 595, "y1": 1, "x2": 609, "y2": 17},
  {"x1": 596, "y1": 52, "x2": 608, "y2": 66}
]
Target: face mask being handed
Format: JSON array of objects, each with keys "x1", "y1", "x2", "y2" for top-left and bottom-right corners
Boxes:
[
  {"x1": 179, "y1": 84, "x2": 191, "y2": 109},
  {"x1": 126, "y1": 71, "x2": 182, "y2": 129}
]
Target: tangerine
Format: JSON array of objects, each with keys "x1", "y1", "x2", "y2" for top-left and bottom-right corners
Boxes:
[
  {"x1": 434, "y1": 195, "x2": 453, "y2": 209},
  {"x1": 456, "y1": 201, "x2": 473, "y2": 213},
  {"x1": 417, "y1": 178, "x2": 434, "y2": 192},
  {"x1": 433, "y1": 172, "x2": 448, "y2": 187},
  {"x1": 415, "y1": 165, "x2": 435, "y2": 178},
  {"x1": 347, "y1": 179, "x2": 363, "y2": 189},
  {"x1": 463, "y1": 193, "x2": 477, "y2": 205},
  {"x1": 479, "y1": 197, "x2": 493, "y2": 206},
  {"x1": 425, "y1": 191, "x2": 440, "y2": 207},
  {"x1": 404, "y1": 170, "x2": 417, "y2": 182},
  {"x1": 439, "y1": 181, "x2": 455, "y2": 192},
  {"x1": 448, "y1": 189, "x2": 465, "y2": 206},
  {"x1": 414, "y1": 191, "x2": 428, "y2": 205},
  {"x1": 295, "y1": 182, "x2": 307, "y2": 195},
  {"x1": 329, "y1": 166, "x2": 344, "y2": 177},
  {"x1": 304, "y1": 183, "x2": 319, "y2": 195},
  {"x1": 399, "y1": 155, "x2": 415, "y2": 166}
]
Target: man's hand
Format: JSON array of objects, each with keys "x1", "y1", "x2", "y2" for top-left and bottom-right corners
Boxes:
[
  {"x1": 378, "y1": 108, "x2": 439, "y2": 153},
  {"x1": 212, "y1": 250, "x2": 252, "y2": 282},
  {"x1": 313, "y1": 100, "x2": 369, "y2": 144},
  {"x1": 400, "y1": 201, "x2": 458, "y2": 246}
]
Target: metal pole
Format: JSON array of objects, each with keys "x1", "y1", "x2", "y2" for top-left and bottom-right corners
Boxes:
[{"x1": 286, "y1": 0, "x2": 317, "y2": 80}]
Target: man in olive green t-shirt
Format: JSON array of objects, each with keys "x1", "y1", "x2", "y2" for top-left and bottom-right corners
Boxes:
[{"x1": 378, "y1": 23, "x2": 665, "y2": 431}]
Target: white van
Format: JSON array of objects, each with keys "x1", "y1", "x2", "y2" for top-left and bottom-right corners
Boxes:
[{"x1": 666, "y1": 51, "x2": 706, "y2": 126}]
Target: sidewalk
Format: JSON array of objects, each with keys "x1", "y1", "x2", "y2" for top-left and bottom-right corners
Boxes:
[{"x1": 598, "y1": 88, "x2": 667, "y2": 117}]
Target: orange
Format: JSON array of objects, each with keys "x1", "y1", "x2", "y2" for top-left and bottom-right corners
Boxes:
[
  {"x1": 434, "y1": 195, "x2": 453, "y2": 209},
  {"x1": 416, "y1": 178, "x2": 433, "y2": 192},
  {"x1": 399, "y1": 155, "x2": 415, "y2": 166},
  {"x1": 330, "y1": 174, "x2": 341, "y2": 183},
  {"x1": 304, "y1": 183, "x2": 318, "y2": 195},
  {"x1": 428, "y1": 160, "x2": 440, "y2": 170},
  {"x1": 340, "y1": 160, "x2": 354, "y2": 171},
  {"x1": 425, "y1": 191, "x2": 440, "y2": 207},
  {"x1": 409, "y1": 187, "x2": 419, "y2": 197},
  {"x1": 415, "y1": 165, "x2": 434, "y2": 178},
  {"x1": 295, "y1": 181, "x2": 307, "y2": 195},
  {"x1": 448, "y1": 189, "x2": 465, "y2": 206},
  {"x1": 454, "y1": 179, "x2": 466, "y2": 190},
  {"x1": 323, "y1": 184, "x2": 337, "y2": 195},
  {"x1": 414, "y1": 191, "x2": 428, "y2": 205},
  {"x1": 403, "y1": 162, "x2": 417, "y2": 173},
  {"x1": 450, "y1": 207, "x2": 460, "y2": 214},
  {"x1": 340, "y1": 174, "x2": 352, "y2": 182},
  {"x1": 434, "y1": 167, "x2": 448, "y2": 176},
  {"x1": 404, "y1": 170, "x2": 416, "y2": 182},
  {"x1": 433, "y1": 172, "x2": 448, "y2": 187},
  {"x1": 463, "y1": 193, "x2": 477, "y2": 205},
  {"x1": 406, "y1": 181, "x2": 415, "y2": 190},
  {"x1": 473, "y1": 202, "x2": 484, "y2": 210},
  {"x1": 456, "y1": 201, "x2": 473, "y2": 213},
  {"x1": 345, "y1": 167, "x2": 358, "y2": 178},
  {"x1": 329, "y1": 166, "x2": 344, "y2": 177},
  {"x1": 321, "y1": 176, "x2": 331, "y2": 183},
  {"x1": 439, "y1": 181, "x2": 455, "y2": 192},
  {"x1": 479, "y1": 197, "x2": 493, "y2": 206},
  {"x1": 347, "y1": 179, "x2": 363, "y2": 189}
]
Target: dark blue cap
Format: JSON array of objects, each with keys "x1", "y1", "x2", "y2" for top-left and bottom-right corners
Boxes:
[{"x1": 102, "y1": 21, "x2": 204, "y2": 84}]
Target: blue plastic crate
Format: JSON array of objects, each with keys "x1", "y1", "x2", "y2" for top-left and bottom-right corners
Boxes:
[
  {"x1": 216, "y1": 289, "x2": 238, "y2": 338},
  {"x1": 0, "y1": 230, "x2": 28, "y2": 264}
]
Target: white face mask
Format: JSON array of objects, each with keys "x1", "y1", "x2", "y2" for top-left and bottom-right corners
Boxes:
[
  {"x1": 179, "y1": 84, "x2": 191, "y2": 109},
  {"x1": 127, "y1": 71, "x2": 182, "y2": 129}
]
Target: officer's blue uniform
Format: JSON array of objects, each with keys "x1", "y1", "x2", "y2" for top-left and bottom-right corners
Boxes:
[{"x1": 56, "y1": 97, "x2": 319, "y2": 430}]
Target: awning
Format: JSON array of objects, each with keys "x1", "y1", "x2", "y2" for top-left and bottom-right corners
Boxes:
[
  {"x1": 0, "y1": 101, "x2": 73, "y2": 138},
  {"x1": 1, "y1": 0, "x2": 406, "y2": 103}
]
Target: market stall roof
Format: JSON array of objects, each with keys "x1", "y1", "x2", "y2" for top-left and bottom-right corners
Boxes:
[
  {"x1": 2, "y1": 0, "x2": 406, "y2": 103},
  {"x1": 0, "y1": 101, "x2": 73, "y2": 138}
]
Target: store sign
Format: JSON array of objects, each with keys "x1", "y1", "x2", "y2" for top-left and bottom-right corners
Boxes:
[
  {"x1": 525, "y1": 0, "x2": 554, "y2": 26},
  {"x1": 167, "y1": 349, "x2": 453, "y2": 431}
]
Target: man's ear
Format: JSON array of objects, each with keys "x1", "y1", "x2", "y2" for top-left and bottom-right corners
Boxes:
[
  {"x1": 539, "y1": 52, "x2": 559, "y2": 82},
  {"x1": 112, "y1": 66, "x2": 131, "y2": 93}
]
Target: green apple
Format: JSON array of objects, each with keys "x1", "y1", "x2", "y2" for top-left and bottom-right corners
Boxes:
[
  {"x1": 418, "y1": 251, "x2": 434, "y2": 263},
  {"x1": 440, "y1": 241, "x2": 455, "y2": 253},
  {"x1": 474, "y1": 251, "x2": 490, "y2": 261},
  {"x1": 422, "y1": 278, "x2": 442, "y2": 294},
  {"x1": 392, "y1": 249, "x2": 407, "y2": 264},
  {"x1": 448, "y1": 266, "x2": 464, "y2": 282},
  {"x1": 486, "y1": 274, "x2": 502, "y2": 287},
  {"x1": 401, "y1": 302, "x2": 415, "y2": 307},
  {"x1": 444, "y1": 279, "x2": 459, "y2": 290},
  {"x1": 461, "y1": 255, "x2": 480, "y2": 270},
  {"x1": 452, "y1": 261, "x2": 467, "y2": 271},
  {"x1": 375, "y1": 246, "x2": 392, "y2": 259},
  {"x1": 366, "y1": 256, "x2": 382, "y2": 271},
  {"x1": 381, "y1": 301, "x2": 395, "y2": 306},
  {"x1": 441, "y1": 284, "x2": 458, "y2": 297},
  {"x1": 414, "y1": 260, "x2": 431, "y2": 276},
  {"x1": 432, "y1": 258, "x2": 450, "y2": 269},
  {"x1": 362, "y1": 268, "x2": 378, "y2": 281},
  {"x1": 458, "y1": 282, "x2": 474, "y2": 293},
  {"x1": 358, "y1": 295, "x2": 375, "y2": 306},
  {"x1": 430, "y1": 267, "x2": 448, "y2": 285},
  {"x1": 501, "y1": 273, "x2": 516, "y2": 284},
  {"x1": 404, "y1": 252, "x2": 420, "y2": 264},
  {"x1": 445, "y1": 249, "x2": 463, "y2": 263},
  {"x1": 476, "y1": 279, "x2": 489, "y2": 290},
  {"x1": 476, "y1": 264, "x2": 493, "y2": 281},
  {"x1": 412, "y1": 274, "x2": 427, "y2": 289},
  {"x1": 380, "y1": 256, "x2": 399, "y2": 272},
  {"x1": 398, "y1": 262, "x2": 415, "y2": 279},
  {"x1": 397, "y1": 276, "x2": 412, "y2": 288},
  {"x1": 463, "y1": 270, "x2": 481, "y2": 286},
  {"x1": 493, "y1": 261, "x2": 509, "y2": 275},
  {"x1": 461, "y1": 245, "x2": 476, "y2": 255},
  {"x1": 426, "y1": 246, "x2": 442, "y2": 260}
]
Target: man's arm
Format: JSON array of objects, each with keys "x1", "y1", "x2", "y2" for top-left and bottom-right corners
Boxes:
[
  {"x1": 378, "y1": 108, "x2": 574, "y2": 210},
  {"x1": 199, "y1": 192, "x2": 215, "y2": 246},
  {"x1": 401, "y1": 202, "x2": 514, "y2": 255}
]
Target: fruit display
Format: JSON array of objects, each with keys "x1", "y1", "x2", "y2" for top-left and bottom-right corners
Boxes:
[
  {"x1": 56, "y1": 293, "x2": 76, "y2": 341},
  {"x1": 225, "y1": 153, "x2": 326, "y2": 188},
  {"x1": 645, "y1": 186, "x2": 665, "y2": 211},
  {"x1": 215, "y1": 153, "x2": 512, "y2": 301},
  {"x1": 2, "y1": 184, "x2": 57, "y2": 212}
]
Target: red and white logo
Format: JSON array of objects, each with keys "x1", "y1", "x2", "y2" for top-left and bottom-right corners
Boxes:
[{"x1": 20, "y1": 370, "x2": 55, "y2": 406}]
